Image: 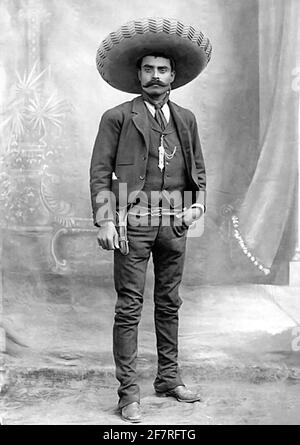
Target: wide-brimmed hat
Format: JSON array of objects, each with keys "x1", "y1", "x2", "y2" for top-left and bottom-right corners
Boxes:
[{"x1": 96, "y1": 18, "x2": 212, "y2": 94}]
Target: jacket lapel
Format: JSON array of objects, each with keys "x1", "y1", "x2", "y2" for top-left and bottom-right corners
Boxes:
[
  {"x1": 169, "y1": 101, "x2": 192, "y2": 170},
  {"x1": 132, "y1": 96, "x2": 150, "y2": 153}
]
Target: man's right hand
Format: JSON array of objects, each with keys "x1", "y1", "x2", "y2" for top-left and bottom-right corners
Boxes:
[{"x1": 97, "y1": 221, "x2": 120, "y2": 250}]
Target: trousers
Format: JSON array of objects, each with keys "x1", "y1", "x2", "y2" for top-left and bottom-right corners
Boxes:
[{"x1": 113, "y1": 219, "x2": 187, "y2": 409}]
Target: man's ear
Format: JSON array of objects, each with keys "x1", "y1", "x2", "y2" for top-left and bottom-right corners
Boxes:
[
  {"x1": 170, "y1": 70, "x2": 176, "y2": 83},
  {"x1": 138, "y1": 70, "x2": 141, "y2": 82}
]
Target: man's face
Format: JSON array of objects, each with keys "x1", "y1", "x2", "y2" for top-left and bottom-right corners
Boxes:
[{"x1": 138, "y1": 55, "x2": 175, "y2": 97}]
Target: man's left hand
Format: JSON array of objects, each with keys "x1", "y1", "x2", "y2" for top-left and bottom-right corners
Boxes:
[{"x1": 176, "y1": 207, "x2": 203, "y2": 227}]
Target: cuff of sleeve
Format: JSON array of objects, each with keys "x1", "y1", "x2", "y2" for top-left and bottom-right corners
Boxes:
[
  {"x1": 95, "y1": 218, "x2": 115, "y2": 227},
  {"x1": 190, "y1": 203, "x2": 206, "y2": 214}
]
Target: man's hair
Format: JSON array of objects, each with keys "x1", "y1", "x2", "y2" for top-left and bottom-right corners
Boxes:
[{"x1": 136, "y1": 53, "x2": 176, "y2": 71}]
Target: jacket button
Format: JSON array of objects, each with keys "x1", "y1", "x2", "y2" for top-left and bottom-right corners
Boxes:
[{"x1": 139, "y1": 175, "x2": 145, "y2": 180}]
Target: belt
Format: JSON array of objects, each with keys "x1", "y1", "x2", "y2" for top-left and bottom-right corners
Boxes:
[{"x1": 128, "y1": 207, "x2": 183, "y2": 217}]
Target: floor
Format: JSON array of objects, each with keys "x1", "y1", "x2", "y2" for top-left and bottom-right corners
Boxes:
[{"x1": 1, "y1": 280, "x2": 300, "y2": 425}]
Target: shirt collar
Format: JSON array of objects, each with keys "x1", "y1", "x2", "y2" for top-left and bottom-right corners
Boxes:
[{"x1": 144, "y1": 101, "x2": 170, "y2": 123}]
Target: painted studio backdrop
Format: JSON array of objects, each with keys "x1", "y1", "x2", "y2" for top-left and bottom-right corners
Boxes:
[{"x1": 0, "y1": 0, "x2": 299, "y2": 360}]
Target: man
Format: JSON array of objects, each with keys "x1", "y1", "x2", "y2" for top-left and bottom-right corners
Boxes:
[{"x1": 90, "y1": 18, "x2": 212, "y2": 423}]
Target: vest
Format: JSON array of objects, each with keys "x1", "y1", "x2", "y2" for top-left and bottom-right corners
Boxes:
[{"x1": 137, "y1": 107, "x2": 189, "y2": 209}]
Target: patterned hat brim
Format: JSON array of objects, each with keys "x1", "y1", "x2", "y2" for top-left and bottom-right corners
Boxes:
[{"x1": 96, "y1": 18, "x2": 212, "y2": 94}]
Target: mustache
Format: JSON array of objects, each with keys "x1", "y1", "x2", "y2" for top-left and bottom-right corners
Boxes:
[{"x1": 143, "y1": 80, "x2": 168, "y2": 87}]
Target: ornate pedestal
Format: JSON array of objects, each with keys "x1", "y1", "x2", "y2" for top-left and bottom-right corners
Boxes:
[{"x1": 0, "y1": 1, "x2": 98, "y2": 356}]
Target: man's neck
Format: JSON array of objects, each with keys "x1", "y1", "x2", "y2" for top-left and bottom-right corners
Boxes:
[{"x1": 141, "y1": 90, "x2": 170, "y2": 108}]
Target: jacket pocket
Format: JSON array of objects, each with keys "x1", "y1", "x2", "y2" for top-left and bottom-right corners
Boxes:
[
  {"x1": 116, "y1": 160, "x2": 134, "y2": 165},
  {"x1": 172, "y1": 223, "x2": 188, "y2": 237}
]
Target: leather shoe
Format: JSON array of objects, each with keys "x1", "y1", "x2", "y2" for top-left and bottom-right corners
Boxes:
[
  {"x1": 157, "y1": 385, "x2": 202, "y2": 403},
  {"x1": 121, "y1": 402, "x2": 142, "y2": 423}
]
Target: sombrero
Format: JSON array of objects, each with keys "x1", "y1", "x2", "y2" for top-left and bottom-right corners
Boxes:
[{"x1": 96, "y1": 17, "x2": 212, "y2": 94}]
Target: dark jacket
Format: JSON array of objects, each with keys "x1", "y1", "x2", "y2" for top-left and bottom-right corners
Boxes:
[{"x1": 90, "y1": 96, "x2": 206, "y2": 226}]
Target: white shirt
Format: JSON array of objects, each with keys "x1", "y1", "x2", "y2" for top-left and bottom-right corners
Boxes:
[{"x1": 144, "y1": 101, "x2": 170, "y2": 124}]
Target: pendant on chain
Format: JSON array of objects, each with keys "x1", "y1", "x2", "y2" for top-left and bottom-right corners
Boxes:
[
  {"x1": 158, "y1": 135, "x2": 177, "y2": 171},
  {"x1": 158, "y1": 135, "x2": 165, "y2": 171}
]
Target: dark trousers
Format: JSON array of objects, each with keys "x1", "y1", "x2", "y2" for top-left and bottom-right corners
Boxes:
[{"x1": 113, "y1": 220, "x2": 187, "y2": 409}]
